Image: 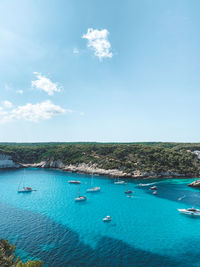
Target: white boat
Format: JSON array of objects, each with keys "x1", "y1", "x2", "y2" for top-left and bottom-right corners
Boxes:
[
  {"x1": 68, "y1": 180, "x2": 81, "y2": 184},
  {"x1": 17, "y1": 169, "x2": 33, "y2": 193},
  {"x1": 153, "y1": 191, "x2": 157, "y2": 195},
  {"x1": 75, "y1": 185, "x2": 87, "y2": 202},
  {"x1": 178, "y1": 207, "x2": 200, "y2": 216},
  {"x1": 114, "y1": 178, "x2": 126, "y2": 185},
  {"x1": 103, "y1": 215, "x2": 112, "y2": 222},
  {"x1": 75, "y1": 196, "x2": 87, "y2": 201},
  {"x1": 18, "y1": 187, "x2": 33, "y2": 193},
  {"x1": 87, "y1": 171, "x2": 101, "y2": 192},
  {"x1": 138, "y1": 182, "x2": 156, "y2": 187},
  {"x1": 87, "y1": 186, "x2": 101, "y2": 192},
  {"x1": 150, "y1": 186, "x2": 157, "y2": 190}
]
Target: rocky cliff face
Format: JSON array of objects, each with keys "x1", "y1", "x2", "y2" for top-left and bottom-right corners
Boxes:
[
  {"x1": 0, "y1": 154, "x2": 21, "y2": 169},
  {"x1": 22, "y1": 159, "x2": 187, "y2": 179}
]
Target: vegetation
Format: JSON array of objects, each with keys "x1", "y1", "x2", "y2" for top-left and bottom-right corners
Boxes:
[
  {"x1": 1, "y1": 142, "x2": 200, "y2": 176},
  {"x1": 0, "y1": 239, "x2": 43, "y2": 267}
]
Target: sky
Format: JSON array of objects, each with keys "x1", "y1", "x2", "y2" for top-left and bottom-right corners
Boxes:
[{"x1": 0, "y1": 0, "x2": 200, "y2": 142}]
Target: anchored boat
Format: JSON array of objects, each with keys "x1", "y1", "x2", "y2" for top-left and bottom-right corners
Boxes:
[
  {"x1": 103, "y1": 215, "x2": 112, "y2": 222},
  {"x1": 68, "y1": 180, "x2": 81, "y2": 184},
  {"x1": 86, "y1": 171, "x2": 100, "y2": 192},
  {"x1": 178, "y1": 207, "x2": 200, "y2": 216},
  {"x1": 18, "y1": 169, "x2": 33, "y2": 193},
  {"x1": 75, "y1": 185, "x2": 87, "y2": 202},
  {"x1": 114, "y1": 178, "x2": 126, "y2": 185}
]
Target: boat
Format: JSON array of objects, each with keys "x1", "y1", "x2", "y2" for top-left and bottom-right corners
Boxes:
[
  {"x1": 87, "y1": 186, "x2": 101, "y2": 192},
  {"x1": 68, "y1": 180, "x2": 81, "y2": 184},
  {"x1": 150, "y1": 186, "x2": 157, "y2": 190},
  {"x1": 86, "y1": 171, "x2": 101, "y2": 192},
  {"x1": 153, "y1": 191, "x2": 157, "y2": 195},
  {"x1": 75, "y1": 185, "x2": 87, "y2": 202},
  {"x1": 114, "y1": 178, "x2": 126, "y2": 185},
  {"x1": 138, "y1": 182, "x2": 156, "y2": 187},
  {"x1": 125, "y1": 190, "x2": 132, "y2": 194},
  {"x1": 103, "y1": 215, "x2": 112, "y2": 222},
  {"x1": 75, "y1": 196, "x2": 87, "y2": 201},
  {"x1": 178, "y1": 207, "x2": 200, "y2": 216},
  {"x1": 17, "y1": 169, "x2": 33, "y2": 193},
  {"x1": 18, "y1": 187, "x2": 33, "y2": 193}
]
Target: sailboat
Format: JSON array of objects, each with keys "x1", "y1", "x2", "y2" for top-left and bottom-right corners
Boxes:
[
  {"x1": 17, "y1": 169, "x2": 33, "y2": 193},
  {"x1": 114, "y1": 178, "x2": 126, "y2": 184},
  {"x1": 75, "y1": 184, "x2": 87, "y2": 201},
  {"x1": 86, "y1": 171, "x2": 100, "y2": 192}
]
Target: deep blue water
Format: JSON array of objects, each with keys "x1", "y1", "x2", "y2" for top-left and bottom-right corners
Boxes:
[{"x1": 1, "y1": 168, "x2": 200, "y2": 266}]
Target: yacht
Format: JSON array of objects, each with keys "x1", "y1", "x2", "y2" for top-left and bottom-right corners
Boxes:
[
  {"x1": 75, "y1": 184, "x2": 87, "y2": 202},
  {"x1": 125, "y1": 190, "x2": 132, "y2": 194},
  {"x1": 87, "y1": 186, "x2": 101, "y2": 192},
  {"x1": 75, "y1": 196, "x2": 87, "y2": 202},
  {"x1": 18, "y1": 187, "x2": 33, "y2": 193},
  {"x1": 17, "y1": 169, "x2": 33, "y2": 193},
  {"x1": 103, "y1": 215, "x2": 112, "y2": 222},
  {"x1": 178, "y1": 207, "x2": 200, "y2": 216},
  {"x1": 68, "y1": 180, "x2": 81, "y2": 184},
  {"x1": 114, "y1": 178, "x2": 126, "y2": 185},
  {"x1": 86, "y1": 171, "x2": 101, "y2": 192},
  {"x1": 150, "y1": 186, "x2": 157, "y2": 190}
]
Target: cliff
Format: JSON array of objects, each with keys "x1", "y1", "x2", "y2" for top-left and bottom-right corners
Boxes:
[
  {"x1": 0, "y1": 154, "x2": 21, "y2": 169},
  {"x1": 23, "y1": 160, "x2": 187, "y2": 179}
]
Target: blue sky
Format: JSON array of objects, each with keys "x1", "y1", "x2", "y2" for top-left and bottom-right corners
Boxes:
[{"x1": 0, "y1": 0, "x2": 200, "y2": 142}]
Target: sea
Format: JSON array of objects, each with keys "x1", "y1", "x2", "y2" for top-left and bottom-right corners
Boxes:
[{"x1": 0, "y1": 168, "x2": 200, "y2": 267}]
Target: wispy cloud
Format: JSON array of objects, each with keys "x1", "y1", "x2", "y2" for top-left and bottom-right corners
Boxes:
[
  {"x1": 82, "y1": 28, "x2": 113, "y2": 60},
  {"x1": 73, "y1": 48, "x2": 79, "y2": 54},
  {"x1": 32, "y1": 72, "x2": 61, "y2": 96},
  {"x1": 0, "y1": 100, "x2": 69, "y2": 123},
  {"x1": 3, "y1": 100, "x2": 13, "y2": 108},
  {"x1": 16, "y1": 90, "x2": 23, "y2": 94}
]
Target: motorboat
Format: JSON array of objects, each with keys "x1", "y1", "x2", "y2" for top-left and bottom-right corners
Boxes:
[
  {"x1": 125, "y1": 190, "x2": 132, "y2": 194},
  {"x1": 68, "y1": 180, "x2": 81, "y2": 184},
  {"x1": 153, "y1": 191, "x2": 157, "y2": 195},
  {"x1": 103, "y1": 215, "x2": 112, "y2": 222},
  {"x1": 18, "y1": 187, "x2": 33, "y2": 193},
  {"x1": 150, "y1": 186, "x2": 157, "y2": 190},
  {"x1": 75, "y1": 196, "x2": 87, "y2": 202},
  {"x1": 178, "y1": 207, "x2": 200, "y2": 216},
  {"x1": 87, "y1": 186, "x2": 101, "y2": 192}
]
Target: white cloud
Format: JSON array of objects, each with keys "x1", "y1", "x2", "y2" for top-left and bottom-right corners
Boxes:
[
  {"x1": 3, "y1": 100, "x2": 13, "y2": 108},
  {"x1": 17, "y1": 90, "x2": 23, "y2": 94},
  {"x1": 73, "y1": 48, "x2": 79, "y2": 54},
  {"x1": 82, "y1": 28, "x2": 113, "y2": 60},
  {"x1": 0, "y1": 100, "x2": 68, "y2": 123},
  {"x1": 32, "y1": 72, "x2": 61, "y2": 96}
]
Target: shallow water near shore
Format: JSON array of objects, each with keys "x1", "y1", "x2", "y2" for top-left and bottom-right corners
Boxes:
[{"x1": 0, "y1": 168, "x2": 200, "y2": 266}]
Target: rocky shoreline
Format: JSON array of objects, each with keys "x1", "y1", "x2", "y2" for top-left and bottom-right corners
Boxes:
[
  {"x1": 22, "y1": 159, "x2": 191, "y2": 179},
  {"x1": 0, "y1": 153, "x2": 199, "y2": 181}
]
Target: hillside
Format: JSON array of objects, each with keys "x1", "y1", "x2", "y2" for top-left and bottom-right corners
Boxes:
[{"x1": 0, "y1": 142, "x2": 200, "y2": 178}]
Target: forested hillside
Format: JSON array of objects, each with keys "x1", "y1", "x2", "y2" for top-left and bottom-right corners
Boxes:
[{"x1": 0, "y1": 142, "x2": 200, "y2": 177}]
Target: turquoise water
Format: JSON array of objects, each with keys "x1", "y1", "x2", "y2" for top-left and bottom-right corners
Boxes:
[{"x1": 1, "y1": 168, "x2": 200, "y2": 266}]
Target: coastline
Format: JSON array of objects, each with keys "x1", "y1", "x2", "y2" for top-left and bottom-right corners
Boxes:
[{"x1": 21, "y1": 161, "x2": 198, "y2": 180}]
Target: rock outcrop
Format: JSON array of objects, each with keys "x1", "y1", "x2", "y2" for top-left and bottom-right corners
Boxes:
[{"x1": 0, "y1": 154, "x2": 21, "y2": 169}]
